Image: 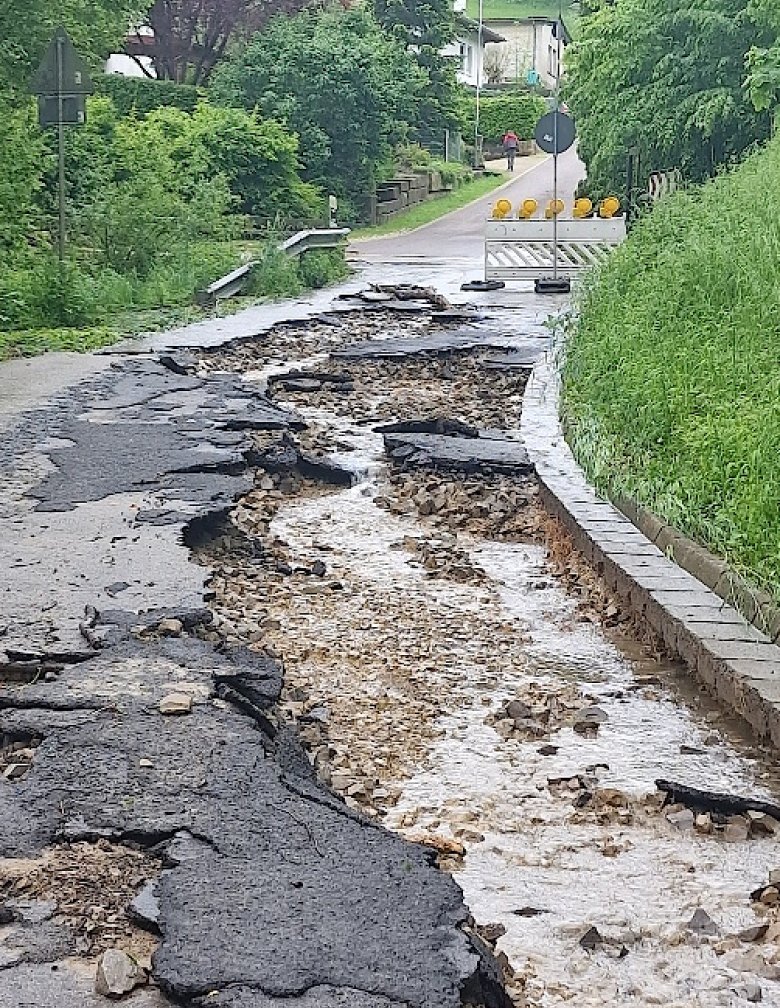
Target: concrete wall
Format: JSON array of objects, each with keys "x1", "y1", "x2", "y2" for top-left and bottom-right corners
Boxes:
[{"x1": 373, "y1": 171, "x2": 464, "y2": 225}]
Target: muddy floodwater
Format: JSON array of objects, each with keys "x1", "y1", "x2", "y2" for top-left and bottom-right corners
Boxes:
[{"x1": 197, "y1": 309, "x2": 780, "y2": 1008}]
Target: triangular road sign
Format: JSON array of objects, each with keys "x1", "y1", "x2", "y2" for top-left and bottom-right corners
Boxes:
[{"x1": 31, "y1": 27, "x2": 94, "y2": 96}]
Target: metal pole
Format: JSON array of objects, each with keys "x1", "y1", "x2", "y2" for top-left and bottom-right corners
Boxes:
[
  {"x1": 56, "y1": 34, "x2": 66, "y2": 265},
  {"x1": 474, "y1": 0, "x2": 484, "y2": 168},
  {"x1": 552, "y1": 12, "x2": 562, "y2": 280}
]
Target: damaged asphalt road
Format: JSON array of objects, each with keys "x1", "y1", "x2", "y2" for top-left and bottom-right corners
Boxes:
[{"x1": 0, "y1": 305, "x2": 535, "y2": 1007}]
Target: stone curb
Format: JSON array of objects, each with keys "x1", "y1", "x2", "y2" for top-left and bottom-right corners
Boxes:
[
  {"x1": 520, "y1": 356, "x2": 780, "y2": 749},
  {"x1": 611, "y1": 493, "x2": 780, "y2": 645}
]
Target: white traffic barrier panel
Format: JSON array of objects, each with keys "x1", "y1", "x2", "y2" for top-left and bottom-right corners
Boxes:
[{"x1": 484, "y1": 218, "x2": 626, "y2": 282}]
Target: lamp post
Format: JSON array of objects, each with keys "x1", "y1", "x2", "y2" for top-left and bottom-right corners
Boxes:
[{"x1": 473, "y1": 0, "x2": 484, "y2": 169}]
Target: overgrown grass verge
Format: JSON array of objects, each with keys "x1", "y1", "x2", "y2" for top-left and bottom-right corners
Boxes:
[
  {"x1": 350, "y1": 171, "x2": 509, "y2": 239},
  {"x1": 562, "y1": 136, "x2": 780, "y2": 600},
  {"x1": 0, "y1": 244, "x2": 349, "y2": 362}
]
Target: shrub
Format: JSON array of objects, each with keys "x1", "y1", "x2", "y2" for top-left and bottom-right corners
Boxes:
[
  {"x1": 96, "y1": 76, "x2": 202, "y2": 116},
  {"x1": 297, "y1": 248, "x2": 349, "y2": 289},
  {"x1": 210, "y1": 7, "x2": 426, "y2": 208},
  {"x1": 460, "y1": 93, "x2": 547, "y2": 144}
]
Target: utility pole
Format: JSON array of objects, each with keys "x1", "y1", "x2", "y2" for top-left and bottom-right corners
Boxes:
[{"x1": 474, "y1": 0, "x2": 484, "y2": 169}]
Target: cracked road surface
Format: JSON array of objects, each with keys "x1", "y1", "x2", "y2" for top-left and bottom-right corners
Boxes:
[{"x1": 1, "y1": 173, "x2": 779, "y2": 1008}]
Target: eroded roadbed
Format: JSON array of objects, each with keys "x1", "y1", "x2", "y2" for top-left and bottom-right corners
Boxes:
[
  {"x1": 0, "y1": 306, "x2": 522, "y2": 1008},
  {"x1": 194, "y1": 310, "x2": 780, "y2": 1007},
  {"x1": 3, "y1": 301, "x2": 780, "y2": 1008}
]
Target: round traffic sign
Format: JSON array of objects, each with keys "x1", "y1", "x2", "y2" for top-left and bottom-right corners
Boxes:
[{"x1": 534, "y1": 111, "x2": 576, "y2": 154}]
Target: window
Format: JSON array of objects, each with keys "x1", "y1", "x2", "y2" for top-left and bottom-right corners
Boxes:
[{"x1": 460, "y1": 42, "x2": 473, "y2": 75}]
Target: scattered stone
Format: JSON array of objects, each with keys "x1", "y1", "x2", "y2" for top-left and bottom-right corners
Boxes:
[
  {"x1": 0, "y1": 907, "x2": 15, "y2": 926},
  {"x1": 732, "y1": 983, "x2": 763, "y2": 1003},
  {"x1": 768, "y1": 869, "x2": 780, "y2": 885},
  {"x1": 738, "y1": 925, "x2": 769, "y2": 943},
  {"x1": 680, "y1": 744, "x2": 707, "y2": 755},
  {"x1": 572, "y1": 706, "x2": 608, "y2": 736},
  {"x1": 505, "y1": 699, "x2": 533, "y2": 722},
  {"x1": 579, "y1": 926, "x2": 604, "y2": 951},
  {"x1": 538, "y1": 745, "x2": 559, "y2": 756},
  {"x1": 159, "y1": 692, "x2": 193, "y2": 715},
  {"x1": 157, "y1": 618, "x2": 184, "y2": 637},
  {"x1": 95, "y1": 949, "x2": 146, "y2": 998},
  {"x1": 725, "y1": 816, "x2": 751, "y2": 842},
  {"x1": 666, "y1": 808, "x2": 695, "y2": 831},
  {"x1": 694, "y1": 813, "x2": 713, "y2": 834},
  {"x1": 686, "y1": 908, "x2": 719, "y2": 936},
  {"x1": 476, "y1": 922, "x2": 507, "y2": 944},
  {"x1": 753, "y1": 886, "x2": 780, "y2": 907},
  {"x1": 512, "y1": 907, "x2": 548, "y2": 917},
  {"x1": 748, "y1": 812, "x2": 778, "y2": 836}
]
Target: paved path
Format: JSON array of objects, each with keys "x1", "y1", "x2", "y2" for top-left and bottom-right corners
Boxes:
[{"x1": 353, "y1": 147, "x2": 585, "y2": 265}]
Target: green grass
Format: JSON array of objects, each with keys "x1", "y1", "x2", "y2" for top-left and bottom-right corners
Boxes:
[
  {"x1": 561, "y1": 136, "x2": 780, "y2": 600},
  {"x1": 0, "y1": 244, "x2": 349, "y2": 362},
  {"x1": 350, "y1": 172, "x2": 509, "y2": 239}
]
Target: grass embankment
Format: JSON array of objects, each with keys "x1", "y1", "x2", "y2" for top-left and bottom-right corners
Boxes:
[
  {"x1": 350, "y1": 171, "x2": 509, "y2": 239},
  {"x1": 562, "y1": 136, "x2": 780, "y2": 599},
  {"x1": 0, "y1": 245, "x2": 348, "y2": 362}
]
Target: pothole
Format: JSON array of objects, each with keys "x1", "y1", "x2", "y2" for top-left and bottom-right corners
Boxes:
[{"x1": 0, "y1": 840, "x2": 161, "y2": 963}]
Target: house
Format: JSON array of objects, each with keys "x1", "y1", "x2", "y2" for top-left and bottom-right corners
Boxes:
[
  {"x1": 105, "y1": 27, "x2": 156, "y2": 78},
  {"x1": 442, "y1": 4, "x2": 506, "y2": 88},
  {"x1": 464, "y1": 0, "x2": 576, "y2": 90}
]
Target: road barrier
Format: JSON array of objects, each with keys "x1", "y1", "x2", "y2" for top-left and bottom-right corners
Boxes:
[{"x1": 484, "y1": 216, "x2": 626, "y2": 282}]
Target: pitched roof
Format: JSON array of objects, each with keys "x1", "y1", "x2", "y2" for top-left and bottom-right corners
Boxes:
[
  {"x1": 456, "y1": 15, "x2": 507, "y2": 43},
  {"x1": 464, "y1": 0, "x2": 579, "y2": 34}
]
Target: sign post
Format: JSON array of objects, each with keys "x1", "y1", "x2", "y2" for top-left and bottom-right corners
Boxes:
[
  {"x1": 532, "y1": 7, "x2": 575, "y2": 294},
  {"x1": 31, "y1": 28, "x2": 93, "y2": 264}
]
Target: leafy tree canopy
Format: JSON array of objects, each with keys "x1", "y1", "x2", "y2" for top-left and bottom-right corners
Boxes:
[
  {"x1": 211, "y1": 7, "x2": 427, "y2": 208},
  {"x1": 142, "y1": 0, "x2": 310, "y2": 85},
  {"x1": 372, "y1": 0, "x2": 460, "y2": 132},
  {"x1": 746, "y1": 0, "x2": 780, "y2": 113},
  {"x1": 566, "y1": 0, "x2": 774, "y2": 196},
  {"x1": 0, "y1": 0, "x2": 145, "y2": 93}
]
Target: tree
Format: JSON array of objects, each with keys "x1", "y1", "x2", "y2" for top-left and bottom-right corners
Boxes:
[
  {"x1": 566, "y1": 0, "x2": 774, "y2": 197},
  {"x1": 372, "y1": 0, "x2": 459, "y2": 132},
  {"x1": 0, "y1": 0, "x2": 144, "y2": 93},
  {"x1": 141, "y1": 0, "x2": 310, "y2": 85},
  {"x1": 746, "y1": 0, "x2": 780, "y2": 114},
  {"x1": 211, "y1": 8, "x2": 427, "y2": 211}
]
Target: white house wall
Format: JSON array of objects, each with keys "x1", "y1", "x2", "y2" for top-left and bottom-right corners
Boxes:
[{"x1": 489, "y1": 21, "x2": 564, "y2": 89}]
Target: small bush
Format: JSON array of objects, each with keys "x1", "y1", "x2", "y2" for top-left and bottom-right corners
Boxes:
[
  {"x1": 460, "y1": 93, "x2": 547, "y2": 143},
  {"x1": 96, "y1": 76, "x2": 202, "y2": 117},
  {"x1": 297, "y1": 248, "x2": 348, "y2": 289}
]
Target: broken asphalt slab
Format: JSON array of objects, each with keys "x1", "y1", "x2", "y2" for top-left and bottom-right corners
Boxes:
[
  {"x1": 384, "y1": 429, "x2": 532, "y2": 475},
  {"x1": 0, "y1": 346, "x2": 513, "y2": 1006}
]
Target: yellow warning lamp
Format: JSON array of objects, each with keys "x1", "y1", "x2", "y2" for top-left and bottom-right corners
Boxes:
[
  {"x1": 519, "y1": 198, "x2": 538, "y2": 219},
  {"x1": 492, "y1": 198, "x2": 513, "y2": 219},
  {"x1": 544, "y1": 198, "x2": 565, "y2": 219},
  {"x1": 599, "y1": 196, "x2": 621, "y2": 219},
  {"x1": 574, "y1": 197, "x2": 593, "y2": 219}
]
